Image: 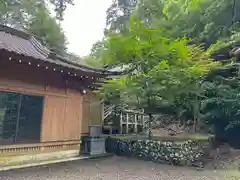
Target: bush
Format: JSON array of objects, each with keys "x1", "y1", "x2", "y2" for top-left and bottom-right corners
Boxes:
[{"x1": 106, "y1": 137, "x2": 208, "y2": 167}]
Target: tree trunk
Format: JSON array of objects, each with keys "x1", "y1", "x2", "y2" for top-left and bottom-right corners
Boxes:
[
  {"x1": 148, "y1": 113, "x2": 153, "y2": 140},
  {"x1": 193, "y1": 102, "x2": 199, "y2": 133},
  {"x1": 193, "y1": 115, "x2": 197, "y2": 133}
]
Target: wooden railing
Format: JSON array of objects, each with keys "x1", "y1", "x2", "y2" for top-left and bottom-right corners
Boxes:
[{"x1": 104, "y1": 105, "x2": 115, "y2": 120}]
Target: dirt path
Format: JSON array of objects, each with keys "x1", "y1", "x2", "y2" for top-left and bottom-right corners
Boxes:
[{"x1": 0, "y1": 156, "x2": 225, "y2": 180}]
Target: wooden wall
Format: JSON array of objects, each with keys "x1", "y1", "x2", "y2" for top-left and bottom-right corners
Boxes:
[
  {"x1": 40, "y1": 89, "x2": 82, "y2": 142},
  {"x1": 0, "y1": 59, "x2": 83, "y2": 143},
  {"x1": 81, "y1": 95, "x2": 90, "y2": 136},
  {"x1": 80, "y1": 94, "x2": 104, "y2": 133},
  {"x1": 89, "y1": 94, "x2": 103, "y2": 126}
]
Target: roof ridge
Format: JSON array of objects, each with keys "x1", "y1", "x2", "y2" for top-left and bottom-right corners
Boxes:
[
  {"x1": 49, "y1": 52, "x2": 107, "y2": 73},
  {"x1": 30, "y1": 36, "x2": 50, "y2": 57},
  {"x1": 0, "y1": 24, "x2": 30, "y2": 40},
  {"x1": 0, "y1": 24, "x2": 49, "y2": 47}
]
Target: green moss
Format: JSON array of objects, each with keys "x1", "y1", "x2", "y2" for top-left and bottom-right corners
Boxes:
[
  {"x1": 105, "y1": 134, "x2": 214, "y2": 142},
  {"x1": 223, "y1": 170, "x2": 240, "y2": 180}
]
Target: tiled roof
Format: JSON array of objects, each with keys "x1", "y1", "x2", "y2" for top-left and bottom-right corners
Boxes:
[{"x1": 0, "y1": 24, "x2": 117, "y2": 75}]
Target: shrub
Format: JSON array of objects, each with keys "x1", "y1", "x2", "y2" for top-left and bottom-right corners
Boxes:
[{"x1": 106, "y1": 137, "x2": 207, "y2": 167}]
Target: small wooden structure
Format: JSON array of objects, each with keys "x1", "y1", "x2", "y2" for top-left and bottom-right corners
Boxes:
[
  {"x1": 103, "y1": 106, "x2": 147, "y2": 134},
  {"x1": 120, "y1": 110, "x2": 147, "y2": 134},
  {"x1": 0, "y1": 25, "x2": 115, "y2": 154}
]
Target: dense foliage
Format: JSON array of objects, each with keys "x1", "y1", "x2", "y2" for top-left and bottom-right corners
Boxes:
[
  {"x1": 105, "y1": 0, "x2": 240, "y2": 47},
  {"x1": 88, "y1": 0, "x2": 240, "y2": 66},
  {"x1": 89, "y1": 0, "x2": 240, "y2": 144},
  {"x1": 200, "y1": 71, "x2": 240, "y2": 147},
  {"x1": 49, "y1": 0, "x2": 74, "y2": 21},
  {"x1": 97, "y1": 16, "x2": 221, "y2": 134},
  {"x1": 27, "y1": 4, "x2": 67, "y2": 54},
  {"x1": 0, "y1": 0, "x2": 72, "y2": 55}
]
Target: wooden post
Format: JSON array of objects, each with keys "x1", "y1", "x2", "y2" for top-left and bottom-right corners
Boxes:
[
  {"x1": 148, "y1": 113, "x2": 153, "y2": 140},
  {"x1": 120, "y1": 112, "x2": 123, "y2": 134},
  {"x1": 110, "y1": 126, "x2": 113, "y2": 135},
  {"x1": 143, "y1": 115, "x2": 147, "y2": 134},
  {"x1": 14, "y1": 94, "x2": 22, "y2": 143},
  {"x1": 134, "y1": 114, "x2": 137, "y2": 133},
  {"x1": 126, "y1": 113, "x2": 129, "y2": 134},
  {"x1": 101, "y1": 102, "x2": 104, "y2": 127},
  {"x1": 142, "y1": 115, "x2": 145, "y2": 130}
]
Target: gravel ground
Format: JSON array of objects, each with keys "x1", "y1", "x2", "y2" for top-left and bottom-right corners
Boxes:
[{"x1": 0, "y1": 156, "x2": 225, "y2": 180}]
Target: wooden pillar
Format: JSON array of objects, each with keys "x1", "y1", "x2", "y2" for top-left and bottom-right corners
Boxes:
[
  {"x1": 101, "y1": 102, "x2": 104, "y2": 126},
  {"x1": 142, "y1": 115, "x2": 145, "y2": 133},
  {"x1": 110, "y1": 126, "x2": 113, "y2": 134},
  {"x1": 126, "y1": 113, "x2": 129, "y2": 134},
  {"x1": 134, "y1": 114, "x2": 137, "y2": 133},
  {"x1": 120, "y1": 112, "x2": 123, "y2": 134}
]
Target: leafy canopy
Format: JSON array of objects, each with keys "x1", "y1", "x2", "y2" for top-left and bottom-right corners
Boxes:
[
  {"x1": 105, "y1": 0, "x2": 240, "y2": 48},
  {"x1": 98, "y1": 17, "x2": 221, "y2": 115}
]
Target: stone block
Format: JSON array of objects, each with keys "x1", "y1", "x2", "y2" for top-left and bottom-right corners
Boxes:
[{"x1": 84, "y1": 137, "x2": 106, "y2": 156}]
